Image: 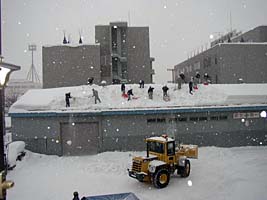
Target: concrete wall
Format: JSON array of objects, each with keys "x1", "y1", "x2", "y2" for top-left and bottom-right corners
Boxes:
[
  {"x1": 174, "y1": 44, "x2": 267, "y2": 84},
  {"x1": 11, "y1": 106, "x2": 267, "y2": 156},
  {"x1": 219, "y1": 44, "x2": 267, "y2": 83},
  {"x1": 42, "y1": 45, "x2": 101, "y2": 88},
  {"x1": 127, "y1": 27, "x2": 153, "y2": 84},
  {"x1": 232, "y1": 26, "x2": 267, "y2": 43},
  {"x1": 11, "y1": 114, "x2": 101, "y2": 156},
  {"x1": 173, "y1": 46, "x2": 220, "y2": 83}
]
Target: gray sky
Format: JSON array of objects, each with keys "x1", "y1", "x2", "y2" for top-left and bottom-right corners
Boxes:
[{"x1": 2, "y1": 0, "x2": 267, "y2": 83}]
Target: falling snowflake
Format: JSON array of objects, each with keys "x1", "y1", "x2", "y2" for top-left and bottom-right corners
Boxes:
[
  {"x1": 260, "y1": 111, "x2": 266, "y2": 118},
  {"x1": 72, "y1": 122, "x2": 75, "y2": 126},
  {"x1": 18, "y1": 21, "x2": 22, "y2": 25},
  {"x1": 132, "y1": 45, "x2": 136, "y2": 49},
  {"x1": 187, "y1": 180, "x2": 192, "y2": 186},
  {"x1": 67, "y1": 140, "x2": 72, "y2": 146},
  {"x1": 116, "y1": 128, "x2": 120, "y2": 132},
  {"x1": 56, "y1": 140, "x2": 59, "y2": 143},
  {"x1": 163, "y1": 5, "x2": 167, "y2": 9},
  {"x1": 47, "y1": 126, "x2": 51, "y2": 129}
]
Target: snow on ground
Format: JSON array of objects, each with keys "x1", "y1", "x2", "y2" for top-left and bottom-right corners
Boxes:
[
  {"x1": 9, "y1": 83, "x2": 267, "y2": 113},
  {"x1": 7, "y1": 146, "x2": 267, "y2": 200}
]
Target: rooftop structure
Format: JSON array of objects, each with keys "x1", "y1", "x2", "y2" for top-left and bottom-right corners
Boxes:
[{"x1": 171, "y1": 25, "x2": 267, "y2": 84}]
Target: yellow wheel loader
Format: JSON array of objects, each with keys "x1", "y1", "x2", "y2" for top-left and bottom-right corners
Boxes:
[{"x1": 128, "y1": 135, "x2": 198, "y2": 188}]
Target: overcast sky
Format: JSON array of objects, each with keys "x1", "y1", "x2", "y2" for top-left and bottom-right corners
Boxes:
[{"x1": 2, "y1": 0, "x2": 267, "y2": 83}]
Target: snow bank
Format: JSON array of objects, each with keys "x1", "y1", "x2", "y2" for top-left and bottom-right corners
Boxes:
[
  {"x1": 7, "y1": 146, "x2": 267, "y2": 200},
  {"x1": 7, "y1": 141, "x2": 26, "y2": 169}
]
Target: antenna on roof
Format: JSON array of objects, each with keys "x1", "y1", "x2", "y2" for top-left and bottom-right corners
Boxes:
[
  {"x1": 229, "y1": 11, "x2": 233, "y2": 32},
  {"x1": 128, "y1": 10, "x2": 131, "y2": 26},
  {"x1": 79, "y1": 29, "x2": 83, "y2": 44},
  {"x1": 63, "y1": 30, "x2": 67, "y2": 44}
]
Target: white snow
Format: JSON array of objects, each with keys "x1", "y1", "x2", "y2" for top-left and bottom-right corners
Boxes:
[
  {"x1": 7, "y1": 146, "x2": 267, "y2": 200},
  {"x1": 149, "y1": 160, "x2": 166, "y2": 167},
  {"x1": 148, "y1": 136, "x2": 175, "y2": 142},
  {"x1": 9, "y1": 83, "x2": 267, "y2": 113},
  {"x1": 7, "y1": 141, "x2": 25, "y2": 169}
]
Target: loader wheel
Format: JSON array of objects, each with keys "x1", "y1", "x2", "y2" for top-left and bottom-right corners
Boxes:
[
  {"x1": 181, "y1": 160, "x2": 190, "y2": 178},
  {"x1": 153, "y1": 168, "x2": 170, "y2": 188}
]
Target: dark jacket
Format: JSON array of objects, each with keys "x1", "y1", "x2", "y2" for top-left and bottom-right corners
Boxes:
[
  {"x1": 162, "y1": 86, "x2": 169, "y2": 92},
  {"x1": 148, "y1": 86, "x2": 154, "y2": 93},
  {"x1": 121, "y1": 83, "x2": 125, "y2": 92},
  {"x1": 127, "y1": 89, "x2": 133, "y2": 96}
]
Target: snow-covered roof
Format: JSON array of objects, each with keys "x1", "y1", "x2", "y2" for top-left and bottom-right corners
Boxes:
[
  {"x1": 147, "y1": 136, "x2": 175, "y2": 142},
  {"x1": 9, "y1": 83, "x2": 267, "y2": 114}
]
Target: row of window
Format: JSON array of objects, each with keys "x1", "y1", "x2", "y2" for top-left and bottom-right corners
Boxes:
[{"x1": 147, "y1": 115, "x2": 228, "y2": 124}]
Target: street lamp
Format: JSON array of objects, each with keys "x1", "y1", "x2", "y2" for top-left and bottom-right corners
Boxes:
[{"x1": 0, "y1": 57, "x2": 20, "y2": 200}]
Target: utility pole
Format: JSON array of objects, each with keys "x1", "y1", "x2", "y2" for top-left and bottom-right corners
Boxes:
[{"x1": 0, "y1": 0, "x2": 5, "y2": 174}]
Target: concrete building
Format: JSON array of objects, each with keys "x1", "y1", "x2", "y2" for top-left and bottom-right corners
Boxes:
[
  {"x1": 43, "y1": 44, "x2": 101, "y2": 88},
  {"x1": 95, "y1": 22, "x2": 155, "y2": 84},
  {"x1": 9, "y1": 105, "x2": 267, "y2": 156},
  {"x1": 42, "y1": 22, "x2": 155, "y2": 88},
  {"x1": 9, "y1": 83, "x2": 267, "y2": 156},
  {"x1": 171, "y1": 26, "x2": 267, "y2": 84}
]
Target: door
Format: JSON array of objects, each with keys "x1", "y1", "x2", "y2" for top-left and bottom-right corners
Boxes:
[{"x1": 61, "y1": 122, "x2": 99, "y2": 156}]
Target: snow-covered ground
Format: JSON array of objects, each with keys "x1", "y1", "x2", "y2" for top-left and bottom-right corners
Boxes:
[
  {"x1": 9, "y1": 83, "x2": 267, "y2": 113},
  {"x1": 7, "y1": 146, "x2": 267, "y2": 200}
]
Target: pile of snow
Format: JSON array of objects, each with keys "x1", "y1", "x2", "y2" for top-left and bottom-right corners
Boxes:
[
  {"x1": 9, "y1": 83, "x2": 267, "y2": 113},
  {"x1": 7, "y1": 141, "x2": 26, "y2": 169},
  {"x1": 7, "y1": 146, "x2": 267, "y2": 200}
]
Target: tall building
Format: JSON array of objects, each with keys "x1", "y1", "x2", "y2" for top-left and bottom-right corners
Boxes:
[
  {"x1": 171, "y1": 26, "x2": 267, "y2": 84},
  {"x1": 42, "y1": 22, "x2": 155, "y2": 88},
  {"x1": 95, "y1": 22, "x2": 155, "y2": 84}
]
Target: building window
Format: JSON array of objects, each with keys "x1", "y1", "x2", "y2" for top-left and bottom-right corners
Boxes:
[
  {"x1": 203, "y1": 57, "x2": 211, "y2": 68},
  {"x1": 210, "y1": 116, "x2": 219, "y2": 120},
  {"x1": 199, "y1": 116, "x2": 208, "y2": 121},
  {"x1": 147, "y1": 118, "x2": 156, "y2": 123},
  {"x1": 147, "y1": 118, "x2": 166, "y2": 123},
  {"x1": 157, "y1": 118, "x2": 166, "y2": 123},
  {"x1": 178, "y1": 117, "x2": 187, "y2": 122},
  {"x1": 168, "y1": 117, "x2": 187, "y2": 122},
  {"x1": 189, "y1": 117, "x2": 198, "y2": 121},
  {"x1": 219, "y1": 116, "x2": 228, "y2": 120}
]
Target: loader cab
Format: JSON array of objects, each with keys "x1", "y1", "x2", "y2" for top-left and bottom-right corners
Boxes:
[{"x1": 146, "y1": 135, "x2": 176, "y2": 164}]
